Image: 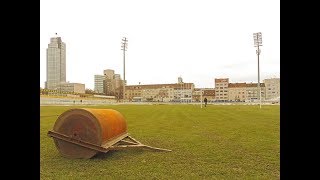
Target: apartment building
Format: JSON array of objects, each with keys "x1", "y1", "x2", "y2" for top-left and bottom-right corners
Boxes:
[
  {"x1": 215, "y1": 78, "x2": 229, "y2": 102},
  {"x1": 245, "y1": 83, "x2": 266, "y2": 102},
  {"x1": 228, "y1": 83, "x2": 247, "y2": 102},
  {"x1": 263, "y1": 78, "x2": 280, "y2": 100},
  {"x1": 125, "y1": 83, "x2": 194, "y2": 102},
  {"x1": 193, "y1": 88, "x2": 215, "y2": 102}
]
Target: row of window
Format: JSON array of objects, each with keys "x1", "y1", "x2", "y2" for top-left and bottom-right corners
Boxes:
[
  {"x1": 216, "y1": 94, "x2": 228, "y2": 96},
  {"x1": 216, "y1": 84, "x2": 228, "y2": 87},
  {"x1": 216, "y1": 97, "x2": 228, "y2": 99},
  {"x1": 229, "y1": 92, "x2": 245, "y2": 94},
  {"x1": 216, "y1": 90, "x2": 228, "y2": 92}
]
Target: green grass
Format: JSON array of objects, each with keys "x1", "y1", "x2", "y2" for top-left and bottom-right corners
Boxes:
[{"x1": 40, "y1": 104, "x2": 280, "y2": 179}]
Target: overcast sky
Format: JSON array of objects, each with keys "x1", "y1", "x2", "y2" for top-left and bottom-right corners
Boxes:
[{"x1": 40, "y1": 0, "x2": 280, "y2": 89}]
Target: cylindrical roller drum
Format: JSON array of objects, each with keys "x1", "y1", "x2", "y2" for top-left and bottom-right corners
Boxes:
[{"x1": 52, "y1": 108, "x2": 127, "y2": 159}]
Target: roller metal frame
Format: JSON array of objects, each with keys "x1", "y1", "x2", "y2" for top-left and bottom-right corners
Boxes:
[{"x1": 48, "y1": 130, "x2": 171, "y2": 153}]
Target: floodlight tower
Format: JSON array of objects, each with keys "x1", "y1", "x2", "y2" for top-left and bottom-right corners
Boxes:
[
  {"x1": 253, "y1": 32, "x2": 262, "y2": 108},
  {"x1": 121, "y1": 37, "x2": 128, "y2": 100}
]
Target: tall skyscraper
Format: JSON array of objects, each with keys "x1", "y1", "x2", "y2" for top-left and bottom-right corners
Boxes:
[
  {"x1": 45, "y1": 36, "x2": 66, "y2": 90},
  {"x1": 94, "y1": 75, "x2": 105, "y2": 93}
]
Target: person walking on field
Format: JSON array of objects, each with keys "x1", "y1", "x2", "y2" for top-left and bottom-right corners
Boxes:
[{"x1": 204, "y1": 97, "x2": 208, "y2": 107}]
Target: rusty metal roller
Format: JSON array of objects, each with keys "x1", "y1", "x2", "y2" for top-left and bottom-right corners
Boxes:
[{"x1": 48, "y1": 108, "x2": 171, "y2": 159}]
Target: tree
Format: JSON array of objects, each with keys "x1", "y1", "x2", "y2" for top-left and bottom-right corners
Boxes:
[{"x1": 85, "y1": 88, "x2": 95, "y2": 94}]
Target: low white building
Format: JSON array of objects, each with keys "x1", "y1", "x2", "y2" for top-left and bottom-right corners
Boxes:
[{"x1": 60, "y1": 82, "x2": 85, "y2": 94}]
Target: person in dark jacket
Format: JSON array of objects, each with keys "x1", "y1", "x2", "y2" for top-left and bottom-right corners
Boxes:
[{"x1": 204, "y1": 97, "x2": 208, "y2": 107}]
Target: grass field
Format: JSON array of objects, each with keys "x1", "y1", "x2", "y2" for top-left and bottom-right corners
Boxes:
[{"x1": 40, "y1": 104, "x2": 280, "y2": 179}]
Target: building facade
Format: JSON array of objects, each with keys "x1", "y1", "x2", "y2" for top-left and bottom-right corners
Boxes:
[
  {"x1": 245, "y1": 83, "x2": 266, "y2": 102},
  {"x1": 113, "y1": 74, "x2": 123, "y2": 91},
  {"x1": 193, "y1": 88, "x2": 215, "y2": 102},
  {"x1": 94, "y1": 69, "x2": 124, "y2": 98},
  {"x1": 94, "y1": 75, "x2": 105, "y2": 94},
  {"x1": 60, "y1": 83, "x2": 85, "y2": 94},
  {"x1": 214, "y1": 79, "x2": 271, "y2": 102},
  {"x1": 263, "y1": 78, "x2": 280, "y2": 100},
  {"x1": 45, "y1": 36, "x2": 66, "y2": 90},
  {"x1": 104, "y1": 78, "x2": 116, "y2": 96},
  {"x1": 203, "y1": 89, "x2": 215, "y2": 102},
  {"x1": 175, "y1": 82, "x2": 193, "y2": 102},
  {"x1": 228, "y1": 83, "x2": 247, "y2": 102},
  {"x1": 104, "y1": 69, "x2": 115, "y2": 79},
  {"x1": 215, "y1": 78, "x2": 229, "y2": 102},
  {"x1": 125, "y1": 83, "x2": 194, "y2": 102}
]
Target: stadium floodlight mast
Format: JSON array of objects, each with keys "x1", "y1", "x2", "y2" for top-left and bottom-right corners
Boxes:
[
  {"x1": 253, "y1": 32, "x2": 262, "y2": 109},
  {"x1": 121, "y1": 37, "x2": 128, "y2": 101}
]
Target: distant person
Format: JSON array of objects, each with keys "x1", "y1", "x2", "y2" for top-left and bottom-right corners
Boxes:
[{"x1": 204, "y1": 98, "x2": 208, "y2": 107}]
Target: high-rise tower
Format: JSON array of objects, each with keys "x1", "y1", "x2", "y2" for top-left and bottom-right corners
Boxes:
[{"x1": 45, "y1": 35, "x2": 66, "y2": 90}]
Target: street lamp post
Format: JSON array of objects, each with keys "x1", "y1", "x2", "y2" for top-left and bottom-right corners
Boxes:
[
  {"x1": 253, "y1": 32, "x2": 262, "y2": 109},
  {"x1": 121, "y1": 37, "x2": 128, "y2": 101},
  {"x1": 200, "y1": 89, "x2": 203, "y2": 108}
]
